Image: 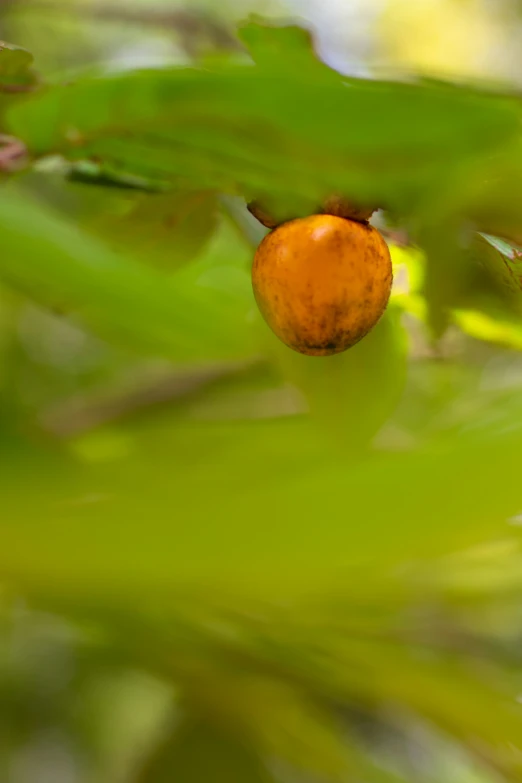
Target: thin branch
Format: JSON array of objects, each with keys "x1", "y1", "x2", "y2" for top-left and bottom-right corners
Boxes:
[
  {"x1": 4, "y1": 2, "x2": 241, "y2": 51},
  {"x1": 40, "y1": 358, "x2": 261, "y2": 438}
]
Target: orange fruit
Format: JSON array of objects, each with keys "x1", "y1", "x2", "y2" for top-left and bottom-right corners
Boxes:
[{"x1": 252, "y1": 214, "x2": 393, "y2": 356}]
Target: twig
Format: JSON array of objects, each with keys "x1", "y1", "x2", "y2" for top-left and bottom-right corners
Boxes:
[
  {"x1": 40, "y1": 358, "x2": 261, "y2": 438},
  {"x1": 4, "y1": 2, "x2": 241, "y2": 52}
]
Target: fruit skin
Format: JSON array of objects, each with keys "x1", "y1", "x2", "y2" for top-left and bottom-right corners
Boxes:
[{"x1": 252, "y1": 214, "x2": 393, "y2": 356}]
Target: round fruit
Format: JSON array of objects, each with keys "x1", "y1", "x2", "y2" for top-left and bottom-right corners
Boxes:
[{"x1": 252, "y1": 214, "x2": 393, "y2": 356}]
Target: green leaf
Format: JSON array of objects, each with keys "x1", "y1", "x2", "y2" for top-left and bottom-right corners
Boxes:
[
  {"x1": 1, "y1": 402, "x2": 522, "y2": 605},
  {"x1": 453, "y1": 308, "x2": 522, "y2": 350},
  {"x1": 419, "y1": 224, "x2": 473, "y2": 337},
  {"x1": 464, "y1": 137, "x2": 522, "y2": 248},
  {"x1": 7, "y1": 25, "x2": 520, "y2": 221},
  {"x1": 0, "y1": 187, "x2": 255, "y2": 362},
  {"x1": 135, "y1": 718, "x2": 276, "y2": 783},
  {"x1": 479, "y1": 233, "x2": 522, "y2": 304},
  {"x1": 0, "y1": 42, "x2": 36, "y2": 90},
  {"x1": 264, "y1": 307, "x2": 408, "y2": 451},
  {"x1": 320, "y1": 638, "x2": 522, "y2": 779},
  {"x1": 92, "y1": 190, "x2": 219, "y2": 270},
  {"x1": 238, "y1": 18, "x2": 333, "y2": 78},
  {"x1": 67, "y1": 159, "x2": 169, "y2": 192}
]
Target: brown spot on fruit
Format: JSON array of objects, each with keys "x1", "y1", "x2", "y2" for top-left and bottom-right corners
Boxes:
[{"x1": 252, "y1": 214, "x2": 392, "y2": 356}]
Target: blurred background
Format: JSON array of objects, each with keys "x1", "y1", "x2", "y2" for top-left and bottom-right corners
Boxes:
[
  {"x1": 6, "y1": 0, "x2": 522, "y2": 81},
  {"x1": 2, "y1": 1, "x2": 522, "y2": 782}
]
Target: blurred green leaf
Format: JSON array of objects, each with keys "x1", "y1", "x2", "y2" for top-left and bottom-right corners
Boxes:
[
  {"x1": 265, "y1": 307, "x2": 407, "y2": 451},
  {"x1": 0, "y1": 41, "x2": 36, "y2": 91},
  {"x1": 1, "y1": 401, "x2": 522, "y2": 607},
  {"x1": 464, "y1": 138, "x2": 522, "y2": 248},
  {"x1": 0, "y1": 187, "x2": 255, "y2": 362},
  {"x1": 417, "y1": 223, "x2": 467, "y2": 337},
  {"x1": 479, "y1": 233, "x2": 522, "y2": 305},
  {"x1": 135, "y1": 717, "x2": 275, "y2": 783},
  {"x1": 323, "y1": 639, "x2": 522, "y2": 779},
  {"x1": 7, "y1": 23, "x2": 520, "y2": 223},
  {"x1": 68, "y1": 159, "x2": 169, "y2": 192},
  {"x1": 93, "y1": 190, "x2": 219, "y2": 270},
  {"x1": 453, "y1": 308, "x2": 522, "y2": 349},
  {"x1": 238, "y1": 18, "x2": 333, "y2": 78}
]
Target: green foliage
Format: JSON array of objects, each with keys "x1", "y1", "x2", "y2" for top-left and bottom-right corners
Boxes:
[
  {"x1": 0, "y1": 187, "x2": 253, "y2": 361},
  {"x1": 0, "y1": 41, "x2": 35, "y2": 91},
  {"x1": 135, "y1": 719, "x2": 277, "y2": 783},
  {"x1": 92, "y1": 189, "x2": 219, "y2": 270},
  {"x1": 7, "y1": 20, "x2": 522, "y2": 229},
  {"x1": 1, "y1": 14, "x2": 522, "y2": 783}
]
